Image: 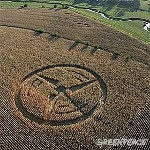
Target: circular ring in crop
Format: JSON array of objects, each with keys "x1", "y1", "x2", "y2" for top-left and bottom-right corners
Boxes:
[{"x1": 15, "y1": 64, "x2": 107, "y2": 126}]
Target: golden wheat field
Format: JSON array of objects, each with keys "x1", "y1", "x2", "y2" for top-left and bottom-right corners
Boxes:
[
  {"x1": 0, "y1": 8, "x2": 150, "y2": 150},
  {"x1": 1, "y1": 8, "x2": 150, "y2": 65}
]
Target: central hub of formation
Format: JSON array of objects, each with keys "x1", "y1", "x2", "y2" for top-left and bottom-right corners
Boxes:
[{"x1": 16, "y1": 64, "x2": 107, "y2": 126}]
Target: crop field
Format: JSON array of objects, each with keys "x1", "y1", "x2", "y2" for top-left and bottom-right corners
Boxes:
[
  {"x1": 1, "y1": 0, "x2": 150, "y2": 44},
  {"x1": 0, "y1": 7, "x2": 150, "y2": 150},
  {"x1": 1, "y1": 8, "x2": 150, "y2": 65}
]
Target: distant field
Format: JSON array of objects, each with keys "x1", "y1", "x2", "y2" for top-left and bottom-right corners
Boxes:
[
  {"x1": 140, "y1": 0, "x2": 150, "y2": 10},
  {"x1": 0, "y1": 0, "x2": 150, "y2": 45},
  {"x1": 1, "y1": 8, "x2": 150, "y2": 65},
  {"x1": 71, "y1": 8, "x2": 150, "y2": 45},
  {"x1": 73, "y1": 0, "x2": 150, "y2": 19},
  {"x1": 71, "y1": 0, "x2": 150, "y2": 45},
  {"x1": 0, "y1": 1, "x2": 62, "y2": 8}
]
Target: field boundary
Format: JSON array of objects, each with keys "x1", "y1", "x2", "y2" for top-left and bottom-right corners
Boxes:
[
  {"x1": 1, "y1": 1, "x2": 150, "y2": 44},
  {"x1": 0, "y1": 24, "x2": 149, "y2": 66},
  {"x1": 4, "y1": 1, "x2": 149, "y2": 21}
]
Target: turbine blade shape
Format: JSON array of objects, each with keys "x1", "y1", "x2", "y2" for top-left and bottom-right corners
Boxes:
[
  {"x1": 69, "y1": 79, "x2": 96, "y2": 92},
  {"x1": 36, "y1": 74, "x2": 59, "y2": 86}
]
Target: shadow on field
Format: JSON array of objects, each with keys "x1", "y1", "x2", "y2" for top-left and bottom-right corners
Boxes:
[
  {"x1": 90, "y1": 47, "x2": 97, "y2": 55},
  {"x1": 69, "y1": 42, "x2": 79, "y2": 51},
  {"x1": 54, "y1": 8, "x2": 62, "y2": 11},
  {"x1": 34, "y1": 32, "x2": 43, "y2": 36},
  {"x1": 48, "y1": 8, "x2": 54, "y2": 10},
  {"x1": 80, "y1": 45, "x2": 88, "y2": 52},
  {"x1": 48, "y1": 35, "x2": 60, "y2": 42}
]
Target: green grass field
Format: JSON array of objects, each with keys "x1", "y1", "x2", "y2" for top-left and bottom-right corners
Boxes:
[
  {"x1": 140, "y1": 0, "x2": 150, "y2": 10},
  {"x1": 71, "y1": 8, "x2": 150, "y2": 44},
  {"x1": 0, "y1": 1, "x2": 63, "y2": 8},
  {"x1": 73, "y1": 0, "x2": 150, "y2": 20}
]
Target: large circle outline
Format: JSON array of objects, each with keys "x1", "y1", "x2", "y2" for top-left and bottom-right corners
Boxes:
[{"x1": 15, "y1": 64, "x2": 107, "y2": 126}]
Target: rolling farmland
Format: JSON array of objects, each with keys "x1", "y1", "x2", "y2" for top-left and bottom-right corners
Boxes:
[
  {"x1": 1, "y1": 8, "x2": 150, "y2": 65},
  {"x1": 1, "y1": 6, "x2": 150, "y2": 150}
]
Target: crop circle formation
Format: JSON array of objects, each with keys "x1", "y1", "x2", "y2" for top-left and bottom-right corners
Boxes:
[{"x1": 15, "y1": 64, "x2": 107, "y2": 126}]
